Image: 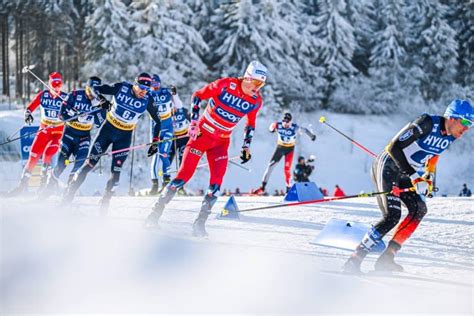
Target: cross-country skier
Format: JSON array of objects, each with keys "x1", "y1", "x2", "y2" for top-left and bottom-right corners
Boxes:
[
  {"x1": 145, "y1": 60, "x2": 268, "y2": 237},
  {"x1": 45, "y1": 76, "x2": 109, "y2": 193},
  {"x1": 252, "y1": 112, "x2": 316, "y2": 194},
  {"x1": 9, "y1": 72, "x2": 67, "y2": 195},
  {"x1": 146, "y1": 74, "x2": 183, "y2": 195},
  {"x1": 343, "y1": 99, "x2": 473, "y2": 274},
  {"x1": 62, "y1": 73, "x2": 161, "y2": 209}
]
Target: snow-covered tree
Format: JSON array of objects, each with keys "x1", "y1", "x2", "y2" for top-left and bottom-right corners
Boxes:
[
  {"x1": 209, "y1": 0, "x2": 313, "y2": 109},
  {"x1": 367, "y1": 0, "x2": 409, "y2": 113},
  {"x1": 405, "y1": 0, "x2": 458, "y2": 101},
  {"x1": 442, "y1": 0, "x2": 473, "y2": 89},
  {"x1": 313, "y1": 0, "x2": 358, "y2": 108},
  {"x1": 129, "y1": 0, "x2": 208, "y2": 95},
  {"x1": 83, "y1": 0, "x2": 134, "y2": 82}
]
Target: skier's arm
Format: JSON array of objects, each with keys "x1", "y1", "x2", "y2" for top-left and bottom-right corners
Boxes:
[
  {"x1": 190, "y1": 79, "x2": 226, "y2": 119},
  {"x1": 93, "y1": 82, "x2": 121, "y2": 96},
  {"x1": 386, "y1": 114, "x2": 434, "y2": 176},
  {"x1": 171, "y1": 93, "x2": 183, "y2": 110},
  {"x1": 268, "y1": 122, "x2": 277, "y2": 132},
  {"x1": 243, "y1": 101, "x2": 262, "y2": 148},
  {"x1": 147, "y1": 98, "x2": 161, "y2": 131},
  {"x1": 59, "y1": 92, "x2": 78, "y2": 121},
  {"x1": 26, "y1": 91, "x2": 43, "y2": 113}
]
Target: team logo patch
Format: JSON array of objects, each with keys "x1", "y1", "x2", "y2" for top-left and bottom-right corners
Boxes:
[
  {"x1": 399, "y1": 129, "x2": 413, "y2": 142},
  {"x1": 190, "y1": 148, "x2": 203, "y2": 156},
  {"x1": 121, "y1": 86, "x2": 128, "y2": 93},
  {"x1": 77, "y1": 94, "x2": 83, "y2": 101},
  {"x1": 432, "y1": 123, "x2": 439, "y2": 133},
  {"x1": 229, "y1": 82, "x2": 237, "y2": 90}
]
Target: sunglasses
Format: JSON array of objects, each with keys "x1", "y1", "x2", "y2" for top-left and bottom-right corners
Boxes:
[
  {"x1": 460, "y1": 118, "x2": 472, "y2": 127},
  {"x1": 245, "y1": 78, "x2": 265, "y2": 89},
  {"x1": 136, "y1": 83, "x2": 150, "y2": 91},
  {"x1": 50, "y1": 81, "x2": 62, "y2": 88}
]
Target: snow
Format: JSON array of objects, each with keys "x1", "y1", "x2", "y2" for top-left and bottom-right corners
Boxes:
[{"x1": 1, "y1": 195, "x2": 472, "y2": 314}]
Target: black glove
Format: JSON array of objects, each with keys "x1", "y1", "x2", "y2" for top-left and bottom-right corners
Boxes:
[
  {"x1": 24, "y1": 110, "x2": 34, "y2": 125},
  {"x1": 170, "y1": 85, "x2": 177, "y2": 95},
  {"x1": 311, "y1": 134, "x2": 316, "y2": 141},
  {"x1": 97, "y1": 95, "x2": 111, "y2": 110},
  {"x1": 148, "y1": 143, "x2": 158, "y2": 157},
  {"x1": 240, "y1": 147, "x2": 251, "y2": 164}
]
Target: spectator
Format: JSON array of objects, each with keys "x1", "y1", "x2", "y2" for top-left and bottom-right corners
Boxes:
[
  {"x1": 235, "y1": 187, "x2": 241, "y2": 196},
  {"x1": 333, "y1": 184, "x2": 346, "y2": 197},
  {"x1": 459, "y1": 183, "x2": 472, "y2": 197},
  {"x1": 293, "y1": 156, "x2": 315, "y2": 183},
  {"x1": 320, "y1": 187, "x2": 328, "y2": 197},
  {"x1": 273, "y1": 189, "x2": 280, "y2": 196}
]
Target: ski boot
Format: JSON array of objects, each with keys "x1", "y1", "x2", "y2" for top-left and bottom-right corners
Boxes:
[
  {"x1": 149, "y1": 179, "x2": 159, "y2": 196},
  {"x1": 251, "y1": 186, "x2": 265, "y2": 196},
  {"x1": 99, "y1": 190, "x2": 114, "y2": 215},
  {"x1": 192, "y1": 216, "x2": 209, "y2": 237},
  {"x1": 8, "y1": 172, "x2": 31, "y2": 197},
  {"x1": 158, "y1": 175, "x2": 171, "y2": 194},
  {"x1": 144, "y1": 179, "x2": 183, "y2": 229},
  {"x1": 192, "y1": 184, "x2": 219, "y2": 237},
  {"x1": 342, "y1": 255, "x2": 363, "y2": 275},
  {"x1": 374, "y1": 250, "x2": 404, "y2": 272}
]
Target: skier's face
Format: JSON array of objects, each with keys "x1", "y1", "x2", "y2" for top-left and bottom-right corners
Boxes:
[
  {"x1": 133, "y1": 84, "x2": 149, "y2": 98},
  {"x1": 49, "y1": 80, "x2": 62, "y2": 96},
  {"x1": 446, "y1": 117, "x2": 471, "y2": 138},
  {"x1": 282, "y1": 119, "x2": 291, "y2": 128},
  {"x1": 241, "y1": 78, "x2": 265, "y2": 95}
]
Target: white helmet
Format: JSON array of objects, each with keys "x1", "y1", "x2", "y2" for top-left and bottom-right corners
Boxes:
[{"x1": 244, "y1": 60, "x2": 267, "y2": 82}]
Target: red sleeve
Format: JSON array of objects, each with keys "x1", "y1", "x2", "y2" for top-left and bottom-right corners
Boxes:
[
  {"x1": 245, "y1": 98, "x2": 263, "y2": 129},
  {"x1": 192, "y1": 78, "x2": 227, "y2": 101},
  {"x1": 27, "y1": 91, "x2": 43, "y2": 112}
]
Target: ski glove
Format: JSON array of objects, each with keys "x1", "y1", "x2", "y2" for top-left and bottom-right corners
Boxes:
[
  {"x1": 310, "y1": 134, "x2": 316, "y2": 141},
  {"x1": 188, "y1": 120, "x2": 200, "y2": 140},
  {"x1": 97, "y1": 95, "x2": 111, "y2": 110},
  {"x1": 147, "y1": 137, "x2": 159, "y2": 157},
  {"x1": 240, "y1": 147, "x2": 251, "y2": 164},
  {"x1": 170, "y1": 85, "x2": 177, "y2": 95},
  {"x1": 24, "y1": 109, "x2": 34, "y2": 125},
  {"x1": 410, "y1": 173, "x2": 433, "y2": 196}
]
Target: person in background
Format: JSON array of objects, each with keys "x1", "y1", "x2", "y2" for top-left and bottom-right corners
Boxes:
[
  {"x1": 459, "y1": 183, "x2": 472, "y2": 197},
  {"x1": 333, "y1": 184, "x2": 346, "y2": 197},
  {"x1": 293, "y1": 155, "x2": 315, "y2": 183}
]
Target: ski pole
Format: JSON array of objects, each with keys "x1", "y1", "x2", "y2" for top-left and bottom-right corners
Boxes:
[
  {"x1": 65, "y1": 134, "x2": 190, "y2": 165},
  {"x1": 0, "y1": 107, "x2": 103, "y2": 146},
  {"x1": 229, "y1": 160, "x2": 251, "y2": 172},
  {"x1": 5, "y1": 126, "x2": 23, "y2": 142},
  {"x1": 231, "y1": 187, "x2": 414, "y2": 213},
  {"x1": 319, "y1": 116, "x2": 377, "y2": 158},
  {"x1": 22, "y1": 65, "x2": 67, "y2": 102}
]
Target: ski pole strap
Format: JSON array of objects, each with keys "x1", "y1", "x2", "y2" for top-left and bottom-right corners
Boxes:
[{"x1": 319, "y1": 116, "x2": 377, "y2": 158}]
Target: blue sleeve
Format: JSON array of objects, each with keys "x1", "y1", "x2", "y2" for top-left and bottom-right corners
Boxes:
[
  {"x1": 147, "y1": 98, "x2": 161, "y2": 135},
  {"x1": 93, "y1": 109, "x2": 107, "y2": 127},
  {"x1": 95, "y1": 82, "x2": 121, "y2": 96},
  {"x1": 60, "y1": 92, "x2": 77, "y2": 121}
]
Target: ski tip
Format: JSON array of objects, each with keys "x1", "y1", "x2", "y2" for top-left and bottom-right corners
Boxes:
[{"x1": 319, "y1": 116, "x2": 326, "y2": 123}]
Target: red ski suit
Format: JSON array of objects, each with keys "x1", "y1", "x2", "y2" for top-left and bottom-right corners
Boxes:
[
  {"x1": 24, "y1": 90, "x2": 66, "y2": 171},
  {"x1": 175, "y1": 78, "x2": 263, "y2": 186}
]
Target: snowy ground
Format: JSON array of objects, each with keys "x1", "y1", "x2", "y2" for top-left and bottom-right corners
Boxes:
[{"x1": 1, "y1": 195, "x2": 472, "y2": 314}]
